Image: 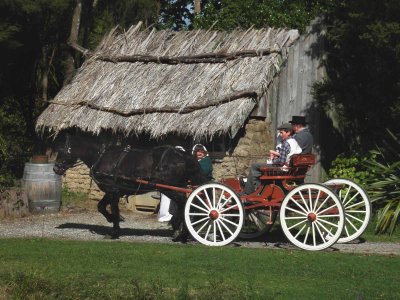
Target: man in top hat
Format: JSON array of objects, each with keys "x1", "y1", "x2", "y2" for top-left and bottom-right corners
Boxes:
[{"x1": 289, "y1": 116, "x2": 313, "y2": 154}]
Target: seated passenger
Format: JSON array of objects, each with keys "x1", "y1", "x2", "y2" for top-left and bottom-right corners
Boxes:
[
  {"x1": 244, "y1": 123, "x2": 301, "y2": 194},
  {"x1": 192, "y1": 144, "x2": 214, "y2": 181},
  {"x1": 289, "y1": 116, "x2": 313, "y2": 154}
]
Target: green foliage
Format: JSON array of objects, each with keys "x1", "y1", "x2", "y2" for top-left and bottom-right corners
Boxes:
[
  {"x1": 328, "y1": 152, "x2": 375, "y2": 185},
  {"x1": 193, "y1": 0, "x2": 331, "y2": 32},
  {"x1": 328, "y1": 130, "x2": 400, "y2": 235},
  {"x1": 159, "y1": 0, "x2": 194, "y2": 30},
  {"x1": 158, "y1": 0, "x2": 332, "y2": 31},
  {"x1": 0, "y1": 98, "x2": 29, "y2": 187},
  {"x1": 0, "y1": 0, "x2": 159, "y2": 183},
  {"x1": 88, "y1": 0, "x2": 159, "y2": 48},
  {"x1": 313, "y1": 0, "x2": 400, "y2": 151},
  {"x1": 363, "y1": 130, "x2": 400, "y2": 235},
  {"x1": 61, "y1": 187, "x2": 88, "y2": 207}
]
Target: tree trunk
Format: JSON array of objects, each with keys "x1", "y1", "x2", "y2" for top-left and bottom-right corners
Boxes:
[
  {"x1": 194, "y1": 0, "x2": 201, "y2": 15},
  {"x1": 63, "y1": 0, "x2": 82, "y2": 86},
  {"x1": 155, "y1": 0, "x2": 161, "y2": 16},
  {"x1": 40, "y1": 46, "x2": 49, "y2": 103}
]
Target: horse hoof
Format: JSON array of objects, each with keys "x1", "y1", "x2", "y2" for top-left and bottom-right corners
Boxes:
[{"x1": 172, "y1": 230, "x2": 188, "y2": 243}]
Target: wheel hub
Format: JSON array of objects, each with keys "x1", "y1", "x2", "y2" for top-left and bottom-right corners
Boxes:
[
  {"x1": 307, "y1": 212, "x2": 317, "y2": 222},
  {"x1": 209, "y1": 210, "x2": 219, "y2": 220}
]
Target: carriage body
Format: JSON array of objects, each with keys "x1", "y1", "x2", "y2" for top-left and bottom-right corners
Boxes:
[{"x1": 185, "y1": 154, "x2": 371, "y2": 251}]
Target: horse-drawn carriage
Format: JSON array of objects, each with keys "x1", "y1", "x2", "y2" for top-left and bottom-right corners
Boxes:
[
  {"x1": 54, "y1": 135, "x2": 371, "y2": 251},
  {"x1": 185, "y1": 154, "x2": 371, "y2": 251}
]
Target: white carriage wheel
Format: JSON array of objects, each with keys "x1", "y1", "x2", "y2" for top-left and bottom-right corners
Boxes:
[
  {"x1": 280, "y1": 183, "x2": 345, "y2": 251},
  {"x1": 324, "y1": 179, "x2": 371, "y2": 243},
  {"x1": 184, "y1": 183, "x2": 244, "y2": 246}
]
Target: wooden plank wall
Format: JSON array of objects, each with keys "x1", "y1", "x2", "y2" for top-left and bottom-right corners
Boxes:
[{"x1": 269, "y1": 19, "x2": 326, "y2": 182}]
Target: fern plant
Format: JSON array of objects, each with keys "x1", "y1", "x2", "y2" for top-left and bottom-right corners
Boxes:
[{"x1": 364, "y1": 130, "x2": 400, "y2": 235}]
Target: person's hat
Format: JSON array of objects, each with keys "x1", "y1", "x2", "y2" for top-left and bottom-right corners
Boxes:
[
  {"x1": 289, "y1": 116, "x2": 308, "y2": 125},
  {"x1": 192, "y1": 144, "x2": 208, "y2": 155},
  {"x1": 277, "y1": 123, "x2": 293, "y2": 131}
]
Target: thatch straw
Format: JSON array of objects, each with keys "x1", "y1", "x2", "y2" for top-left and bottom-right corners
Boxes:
[{"x1": 36, "y1": 22, "x2": 299, "y2": 140}]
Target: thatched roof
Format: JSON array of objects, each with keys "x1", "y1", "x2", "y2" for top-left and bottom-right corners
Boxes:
[{"x1": 36, "y1": 22, "x2": 299, "y2": 140}]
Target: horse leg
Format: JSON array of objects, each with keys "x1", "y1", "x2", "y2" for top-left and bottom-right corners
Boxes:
[
  {"x1": 97, "y1": 193, "x2": 113, "y2": 223},
  {"x1": 170, "y1": 195, "x2": 189, "y2": 243},
  {"x1": 109, "y1": 193, "x2": 121, "y2": 239}
]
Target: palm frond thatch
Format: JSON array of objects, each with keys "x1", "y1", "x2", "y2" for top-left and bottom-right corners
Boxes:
[{"x1": 36, "y1": 22, "x2": 299, "y2": 139}]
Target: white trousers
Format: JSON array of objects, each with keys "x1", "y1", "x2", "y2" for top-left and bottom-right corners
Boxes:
[{"x1": 158, "y1": 194, "x2": 172, "y2": 222}]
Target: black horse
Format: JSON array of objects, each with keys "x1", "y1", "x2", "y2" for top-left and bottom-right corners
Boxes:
[{"x1": 53, "y1": 134, "x2": 207, "y2": 239}]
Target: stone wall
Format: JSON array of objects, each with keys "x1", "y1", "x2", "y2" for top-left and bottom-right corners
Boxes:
[
  {"x1": 213, "y1": 118, "x2": 274, "y2": 180},
  {"x1": 62, "y1": 164, "x2": 104, "y2": 201},
  {"x1": 62, "y1": 118, "x2": 274, "y2": 200}
]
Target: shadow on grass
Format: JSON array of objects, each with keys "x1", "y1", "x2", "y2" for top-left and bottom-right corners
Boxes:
[{"x1": 56, "y1": 223, "x2": 173, "y2": 239}]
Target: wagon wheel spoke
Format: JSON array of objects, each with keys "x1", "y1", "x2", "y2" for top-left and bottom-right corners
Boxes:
[
  {"x1": 345, "y1": 201, "x2": 367, "y2": 210},
  {"x1": 220, "y1": 203, "x2": 239, "y2": 214},
  {"x1": 217, "y1": 219, "x2": 234, "y2": 236},
  {"x1": 194, "y1": 194, "x2": 211, "y2": 212},
  {"x1": 203, "y1": 189, "x2": 213, "y2": 209},
  {"x1": 288, "y1": 219, "x2": 308, "y2": 230},
  {"x1": 314, "y1": 222, "x2": 327, "y2": 243},
  {"x1": 346, "y1": 213, "x2": 365, "y2": 224},
  {"x1": 284, "y1": 206, "x2": 307, "y2": 216},
  {"x1": 343, "y1": 191, "x2": 360, "y2": 208},
  {"x1": 203, "y1": 224, "x2": 212, "y2": 240},
  {"x1": 220, "y1": 217, "x2": 241, "y2": 228},
  {"x1": 294, "y1": 223, "x2": 307, "y2": 238},
  {"x1": 317, "y1": 218, "x2": 341, "y2": 228},
  {"x1": 289, "y1": 197, "x2": 309, "y2": 214},
  {"x1": 190, "y1": 202, "x2": 210, "y2": 214},
  {"x1": 191, "y1": 216, "x2": 210, "y2": 226},
  {"x1": 298, "y1": 189, "x2": 311, "y2": 212},
  {"x1": 196, "y1": 219, "x2": 211, "y2": 234}
]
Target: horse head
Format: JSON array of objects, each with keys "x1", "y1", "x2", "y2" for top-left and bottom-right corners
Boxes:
[{"x1": 53, "y1": 133, "x2": 101, "y2": 175}]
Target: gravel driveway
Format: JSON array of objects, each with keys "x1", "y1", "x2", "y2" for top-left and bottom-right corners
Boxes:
[{"x1": 0, "y1": 208, "x2": 399, "y2": 256}]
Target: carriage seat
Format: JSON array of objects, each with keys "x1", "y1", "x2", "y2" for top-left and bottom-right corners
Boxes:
[{"x1": 259, "y1": 154, "x2": 316, "y2": 180}]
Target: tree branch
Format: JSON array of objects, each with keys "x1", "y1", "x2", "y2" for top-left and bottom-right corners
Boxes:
[
  {"x1": 96, "y1": 48, "x2": 280, "y2": 65},
  {"x1": 47, "y1": 90, "x2": 258, "y2": 116}
]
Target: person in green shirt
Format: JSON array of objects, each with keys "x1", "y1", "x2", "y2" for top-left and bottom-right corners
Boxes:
[{"x1": 192, "y1": 144, "x2": 213, "y2": 181}]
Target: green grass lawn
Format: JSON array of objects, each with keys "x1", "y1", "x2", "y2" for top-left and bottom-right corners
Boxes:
[{"x1": 0, "y1": 238, "x2": 399, "y2": 299}]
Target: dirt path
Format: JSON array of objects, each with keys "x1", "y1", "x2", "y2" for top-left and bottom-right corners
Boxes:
[{"x1": 0, "y1": 209, "x2": 399, "y2": 256}]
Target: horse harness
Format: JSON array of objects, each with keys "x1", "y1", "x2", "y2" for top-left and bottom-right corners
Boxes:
[{"x1": 89, "y1": 146, "x2": 178, "y2": 191}]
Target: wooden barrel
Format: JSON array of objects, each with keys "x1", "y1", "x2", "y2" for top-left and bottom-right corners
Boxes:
[{"x1": 22, "y1": 163, "x2": 61, "y2": 214}]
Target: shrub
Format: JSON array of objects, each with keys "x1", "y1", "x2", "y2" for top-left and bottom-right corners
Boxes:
[{"x1": 328, "y1": 152, "x2": 375, "y2": 185}]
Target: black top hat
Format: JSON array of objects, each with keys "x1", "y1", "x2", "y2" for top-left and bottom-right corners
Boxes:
[{"x1": 289, "y1": 116, "x2": 308, "y2": 125}]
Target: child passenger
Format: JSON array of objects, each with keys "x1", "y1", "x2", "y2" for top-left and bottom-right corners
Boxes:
[{"x1": 192, "y1": 144, "x2": 214, "y2": 181}]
